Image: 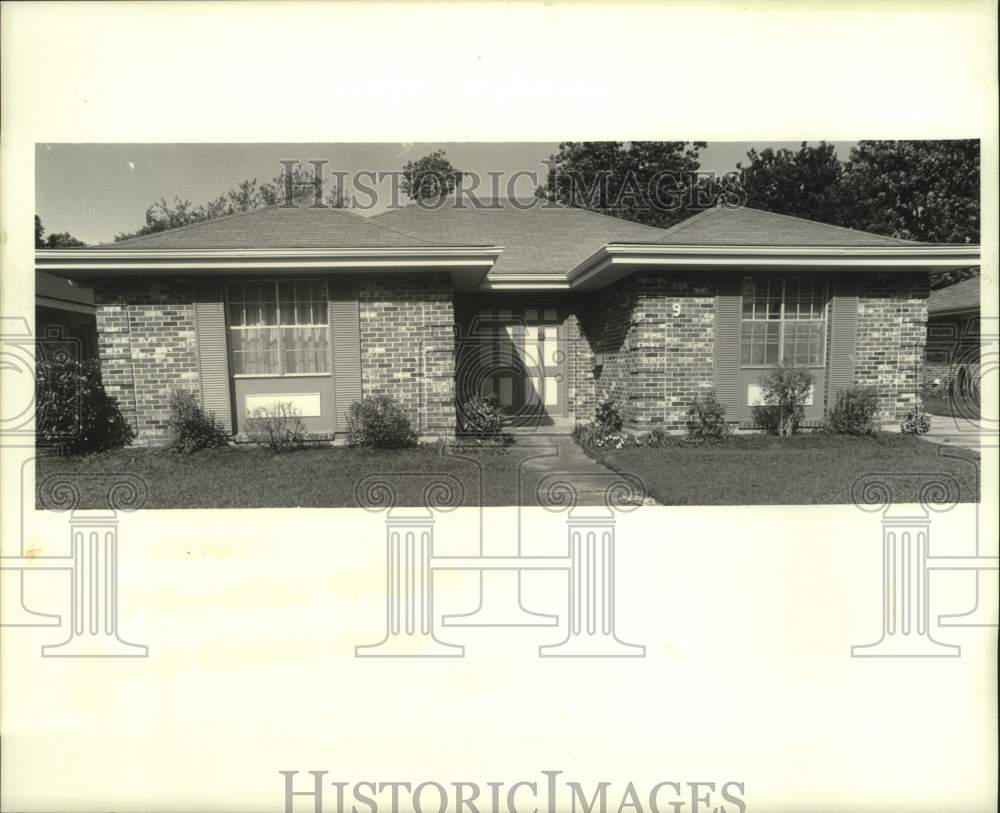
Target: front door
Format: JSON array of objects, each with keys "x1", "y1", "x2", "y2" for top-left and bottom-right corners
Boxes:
[{"x1": 468, "y1": 306, "x2": 566, "y2": 422}]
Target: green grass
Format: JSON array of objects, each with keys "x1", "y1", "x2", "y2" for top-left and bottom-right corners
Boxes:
[
  {"x1": 35, "y1": 443, "x2": 557, "y2": 509},
  {"x1": 590, "y1": 432, "x2": 980, "y2": 506},
  {"x1": 36, "y1": 432, "x2": 982, "y2": 509}
]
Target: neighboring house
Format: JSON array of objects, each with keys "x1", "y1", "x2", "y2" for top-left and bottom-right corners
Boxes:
[
  {"x1": 35, "y1": 271, "x2": 98, "y2": 361},
  {"x1": 924, "y1": 276, "x2": 981, "y2": 395},
  {"x1": 35, "y1": 202, "x2": 980, "y2": 444}
]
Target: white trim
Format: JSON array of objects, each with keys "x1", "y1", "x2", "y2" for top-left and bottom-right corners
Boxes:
[
  {"x1": 35, "y1": 246, "x2": 504, "y2": 276},
  {"x1": 37, "y1": 241, "x2": 980, "y2": 291},
  {"x1": 244, "y1": 392, "x2": 322, "y2": 418},
  {"x1": 232, "y1": 373, "x2": 331, "y2": 379}
]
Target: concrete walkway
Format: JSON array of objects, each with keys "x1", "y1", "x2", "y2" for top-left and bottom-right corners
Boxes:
[
  {"x1": 513, "y1": 434, "x2": 657, "y2": 506},
  {"x1": 920, "y1": 415, "x2": 986, "y2": 451}
]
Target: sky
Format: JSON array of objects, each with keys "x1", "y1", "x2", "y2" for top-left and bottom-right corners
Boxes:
[{"x1": 35, "y1": 142, "x2": 858, "y2": 245}]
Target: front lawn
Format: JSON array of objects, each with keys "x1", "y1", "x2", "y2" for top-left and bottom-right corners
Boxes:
[
  {"x1": 590, "y1": 433, "x2": 980, "y2": 505},
  {"x1": 35, "y1": 444, "x2": 553, "y2": 509}
]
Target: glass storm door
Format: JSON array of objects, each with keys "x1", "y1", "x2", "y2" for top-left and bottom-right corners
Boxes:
[{"x1": 476, "y1": 306, "x2": 565, "y2": 419}]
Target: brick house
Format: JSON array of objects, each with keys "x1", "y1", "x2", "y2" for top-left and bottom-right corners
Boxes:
[
  {"x1": 35, "y1": 201, "x2": 980, "y2": 445},
  {"x1": 923, "y1": 276, "x2": 981, "y2": 395}
]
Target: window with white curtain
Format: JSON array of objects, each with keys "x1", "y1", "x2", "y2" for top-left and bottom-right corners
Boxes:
[
  {"x1": 740, "y1": 276, "x2": 827, "y2": 367},
  {"x1": 226, "y1": 279, "x2": 329, "y2": 375}
]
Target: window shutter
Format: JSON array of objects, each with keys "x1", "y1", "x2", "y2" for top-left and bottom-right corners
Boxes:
[
  {"x1": 828, "y1": 276, "x2": 859, "y2": 403},
  {"x1": 194, "y1": 280, "x2": 233, "y2": 433},
  {"x1": 714, "y1": 275, "x2": 741, "y2": 414},
  {"x1": 329, "y1": 278, "x2": 362, "y2": 433}
]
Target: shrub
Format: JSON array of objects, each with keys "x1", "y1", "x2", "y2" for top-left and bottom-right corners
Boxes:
[
  {"x1": 246, "y1": 401, "x2": 306, "y2": 453},
  {"x1": 459, "y1": 393, "x2": 506, "y2": 437},
  {"x1": 35, "y1": 358, "x2": 133, "y2": 454},
  {"x1": 573, "y1": 399, "x2": 635, "y2": 450},
  {"x1": 685, "y1": 390, "x2": 733, "y2": 441},
  {"x1": 595, "y1": 398, "x2": 624, "y2": 433},
  {"x1": 751, "y1": 365, "x2": 815, "y2": 437},
  {"x1": 828, "y1": 385, "x2": 879, "y2": 435},
  {"x1": 166, "y1": 390, "x2": 228, "y2": 453},
  {"x1": 901, "y1": 401, "x2": 932, "y2": 434},
  {"x1": 346, "y1": 395, "x2": 417, "y2": 449}
]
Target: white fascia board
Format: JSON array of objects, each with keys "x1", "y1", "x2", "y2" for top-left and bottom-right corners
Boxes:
[
  {"x1": 35, "y1": 246, "x2": 503, "y2": 275},
  {"x1": 566, "y1": 243, "x2": 983, "y2": 288}
]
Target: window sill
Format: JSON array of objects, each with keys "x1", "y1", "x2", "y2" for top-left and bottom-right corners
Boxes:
[
  {"x1": 741, "y1": 364, "x2": 826, "y2": 370},
  {"x1": 232, "y1": 372, "x2": 331, "y2": 379}
]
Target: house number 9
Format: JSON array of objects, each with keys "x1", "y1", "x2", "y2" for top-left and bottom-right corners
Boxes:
[{"x1": 671, "y1": 303, "x2": 682, "y2": 317}]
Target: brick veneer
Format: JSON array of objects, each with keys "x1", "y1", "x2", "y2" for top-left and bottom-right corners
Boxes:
[
  {"x1": 580, "y1": 272, "x2": 715, "y2": 430},
  {"x1": 89, "y1": 269, "x2": 932, "y2": 444},
  {"x1": 358, "y1": 273, "x2": 456, "y2": 437},
  {"x1": 855, "y1": 274, "x2": 929, "y2": 422},
  {"x1": 564, "y1": 303, "x2": 596, "y2": 421},
  {"x1": 93, "y1": 278, "x2": 201, "y2": 444}
]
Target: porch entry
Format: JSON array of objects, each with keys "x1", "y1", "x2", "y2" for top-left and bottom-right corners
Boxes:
[{"x1": 467, "y1": 306, "x2": 567, "y2": 422}]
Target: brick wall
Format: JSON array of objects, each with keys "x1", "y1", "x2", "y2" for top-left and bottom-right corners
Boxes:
[
  {"x1": 358, "y1": 273, "x2": 456, "y2": 437},
  {"x1": 631, "y1": 273, "x2": 716, "y2": 429},
  {"x1": 565, "y1": 301, "x2": 596, "y2": 421},
  {"x1": 582, "y1": 273, "x2": 716, "y2": 430},
  {"x1": 856, "y1": 273, "x2": 929, "y2": 422},
  {"x1": 587, "y1": 277, "x2": 639, "y2": 422},
  {"x1": 93, "y1": 278, "x2": 200, "y2": 445}
]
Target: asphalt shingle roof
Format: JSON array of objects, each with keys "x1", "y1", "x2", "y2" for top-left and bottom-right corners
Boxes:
[
  {"x1": 103, "y1": 205, "x2": 462, "y2": 249},
  {"x1": 371, "y1": 201, "x2": 672, "y2": 275},
  {"x1": 928, "y1": 277, "x2": 980, "y2": 314},
  {"x1": 654, "y1": 205, "x2": 920, "y2": 247},
  {"x1": 95, "y1": 199, "x2": 929, "y2": 275}
]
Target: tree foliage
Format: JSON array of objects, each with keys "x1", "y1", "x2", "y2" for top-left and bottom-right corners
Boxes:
[
  {"x1": 736, "y1": 140, "x2": 980, "y2": 287},
  {"x1": 536, "y1": 141, "x2": 712, "y2": 228},
  {"x1": 34, "y1": 215, "x2": 86, "y2": 248},
  {"x1": 735, "y1": 142, "x2": 847, "y2": 225},
  {"x1": 113, "y1": 167, "x2": 347, "y2": 242},
  {"x1": 401, "y1": 149, "x2": 465, "y2": 202},
  {"x1": 841, "y1": 140, "x2": 979, "y2": 244}
]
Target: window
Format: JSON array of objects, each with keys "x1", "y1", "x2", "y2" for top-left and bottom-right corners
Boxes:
[
  {"x1": 227, "y1": 280, "x2": 329, "y2": 375},
  {"x1": 741, "y1": 276, "x2": 827, "y2": 367}
]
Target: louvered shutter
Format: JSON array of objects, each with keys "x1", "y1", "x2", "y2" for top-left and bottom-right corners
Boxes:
[
  {"x1": 194, "y1": 280, "x2": 233, "y2": 433},
  {"x1": 828, "y1": 276, "x2": 859, "y2": 404},
  {"x1": 714, "y1": 274, "x2": 742, "y2": 415},
  {"x1": 329, "y1": 278, "x2": 362, "y2": 433}
]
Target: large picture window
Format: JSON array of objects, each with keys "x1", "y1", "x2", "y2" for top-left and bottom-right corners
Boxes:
[
  {"x1": 226, "y1": 280, "x2": 329, "y2": 375},
  {"x1": 740, "y1": 276, "x2": 827, "y2": 367}
]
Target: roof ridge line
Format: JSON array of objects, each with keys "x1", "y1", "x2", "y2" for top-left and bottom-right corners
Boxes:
[{"x1": 654, "y1": 206, "x2": 724, "y2": 240}]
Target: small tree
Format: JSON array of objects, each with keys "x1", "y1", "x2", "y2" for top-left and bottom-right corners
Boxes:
[
  {"x1": 401, "y1": 150, "x2": 464, "y2": 203},
  {"x1": 752, "y1": 366, "x2": 814, "y2": 437}
]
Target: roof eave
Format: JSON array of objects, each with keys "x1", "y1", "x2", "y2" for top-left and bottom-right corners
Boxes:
[
  {"x1": 565, "y1": 244, "x2": 982, "y2": 290},
  {"x1": 35, "y1": 246, "x2": 503, "y2": 278}
]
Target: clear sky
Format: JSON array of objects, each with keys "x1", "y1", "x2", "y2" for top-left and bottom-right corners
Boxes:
[{"x1": 35, "y1": 142, "x2": 858, "y2": 245}]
